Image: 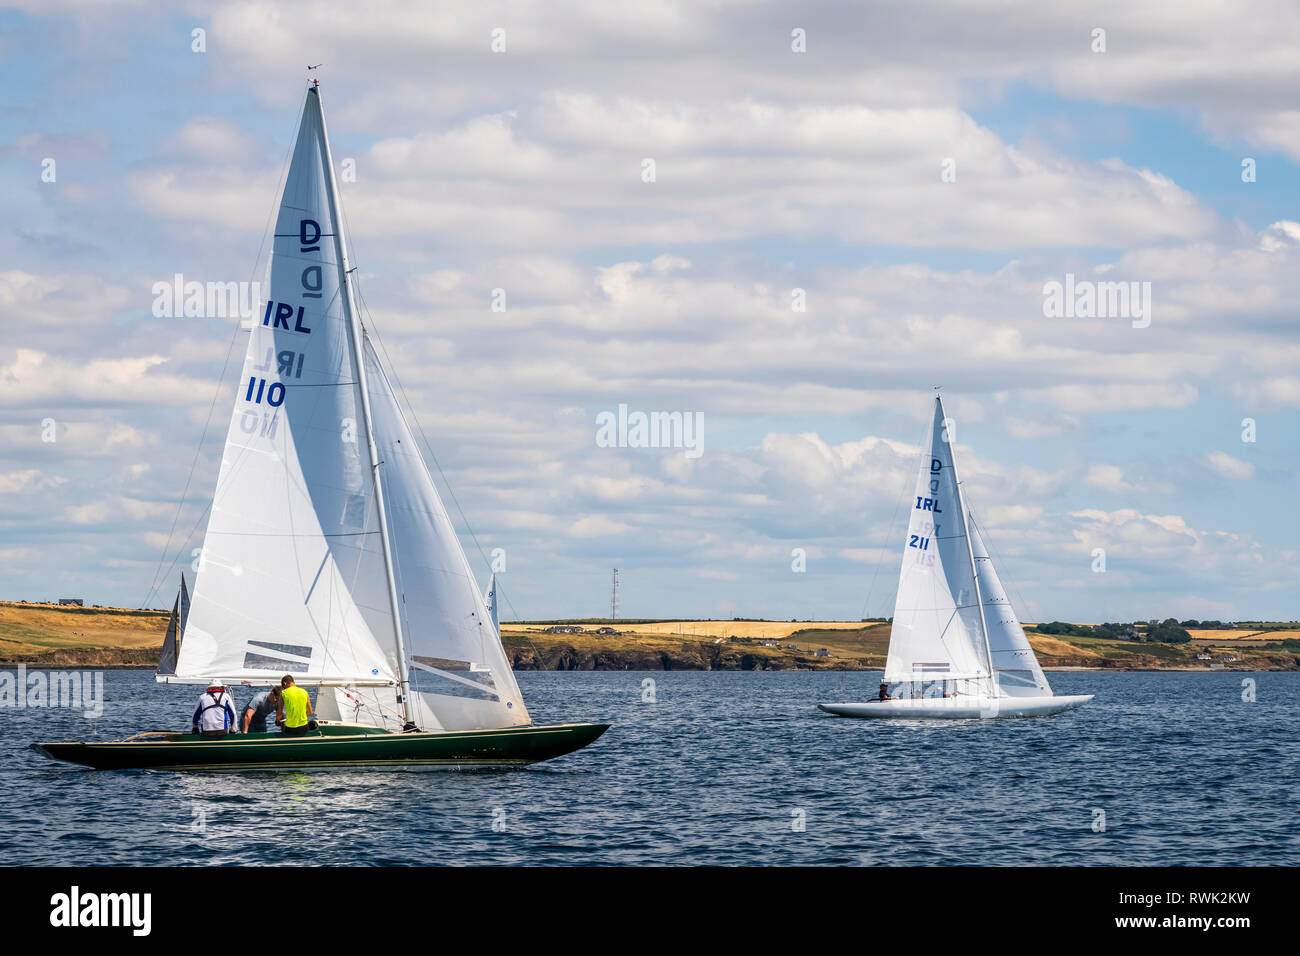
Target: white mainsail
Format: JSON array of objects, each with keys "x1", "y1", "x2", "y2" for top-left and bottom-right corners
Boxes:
[
  {"x1": 884, "y1": 396, "x2": 993, "y2": 689},
  {"x1": 970, "y1": 517, "x2": 1052, "y2": 697},
  {"x1": 171, "y1": 83, "x2": 526, "y2": 732}
]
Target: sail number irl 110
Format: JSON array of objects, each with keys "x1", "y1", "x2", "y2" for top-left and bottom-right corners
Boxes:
[{"x1": 245, "y1": 218, "x2": 324, "y2": 408}]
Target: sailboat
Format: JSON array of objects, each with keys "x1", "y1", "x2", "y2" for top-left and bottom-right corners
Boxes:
[
  {"x1": 819, "y1": 395, "x2": 1092, "y2": 719},
  {"x1": 33, "y1": 81, "x2": 609, "y2": 770},
  {"x1": 155, "y1": 572, "x2": 190, "y2": 678}
]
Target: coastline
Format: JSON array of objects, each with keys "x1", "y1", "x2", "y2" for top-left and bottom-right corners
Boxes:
[{"x1": 2, "y1": 601, "x2": 1296, "y2": 672}]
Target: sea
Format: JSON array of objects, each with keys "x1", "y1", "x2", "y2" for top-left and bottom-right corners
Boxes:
[{"x1": 1, "y1": 669, "x2": 1295, "y2": 866}]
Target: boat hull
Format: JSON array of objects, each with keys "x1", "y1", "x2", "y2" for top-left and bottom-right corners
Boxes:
[
  {"x1": 818, "y1": 694, "x2": 1092, "y2": 720},
  {"x1": 31, "y1": 721, "x2": 610, "y2": 771}
]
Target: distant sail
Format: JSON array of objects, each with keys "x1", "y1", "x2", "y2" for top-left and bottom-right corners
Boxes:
[
  {"x1": 179, "y1": 571, "x2": 190, "y2": 638},
  {"x1": 157, "y1": 572, "x2": 189, "y2": 676},
  {"x1": 156, "y1": 594, "x2": 180, "y2": 677},
  {"x1": 884, "y1": 396, "x2": 991, "y2": 686}
]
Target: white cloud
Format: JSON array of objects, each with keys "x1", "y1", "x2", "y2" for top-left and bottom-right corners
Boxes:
[
  {"x1": 1204, "y1": 451, "x2": 1256, "y2": 481},
  {"x1": 568, "y1": 514, "x2": 634, "y2": 537},
  {"x1": 0, "y1": 349, "x2": 207, "y2": 408},
  {"x1": 0, "y1": 469, "x2": 66, "y2": 493}
]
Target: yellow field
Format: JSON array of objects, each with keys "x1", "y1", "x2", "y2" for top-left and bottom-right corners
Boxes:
[
  {"x1": 1188, "y1": 629, "x2": 1300, "y2": 643},
  {"x1": 509, "y1": 620, "x2": 881, "y2": 640}
]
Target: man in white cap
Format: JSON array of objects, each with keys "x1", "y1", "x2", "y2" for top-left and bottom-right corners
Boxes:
[{"x1": 192, "y1": 683, "x2": 239, "y2": 738}]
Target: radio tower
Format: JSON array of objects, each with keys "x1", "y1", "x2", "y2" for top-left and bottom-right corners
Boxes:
[{"x1": 610, "y1": 568, "x2": 620, "y2": 621}]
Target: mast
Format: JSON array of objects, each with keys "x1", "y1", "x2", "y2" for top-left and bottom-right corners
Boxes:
[
  {"x1": 313, "y1": 81, "x2": 418, "y2": 730},
  {"x1": 940, "y1": 395, "x2": 997, "y2": 698}
]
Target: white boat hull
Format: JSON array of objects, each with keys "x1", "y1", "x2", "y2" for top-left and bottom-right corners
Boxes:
[{"x1": 818, "y1": 694, "x2": 1092, "y2": 720}]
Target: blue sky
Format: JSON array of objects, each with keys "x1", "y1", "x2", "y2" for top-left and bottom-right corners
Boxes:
[{"x1": 1, "y1": 1, "x2": 1298, "y2": 623}]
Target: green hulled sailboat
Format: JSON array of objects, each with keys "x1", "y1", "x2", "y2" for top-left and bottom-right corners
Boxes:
[{"x1": 33, "y1": 81, "x2": 608, "y2": 770}]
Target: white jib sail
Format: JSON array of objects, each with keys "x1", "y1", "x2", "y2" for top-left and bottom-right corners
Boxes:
[
  {"x1": 969, "y1": 517, "x2": 1053, "y2": 697},
  {"x1": 884, "y1": 397, "x2": 992, "y2": 688},
  {"x1": 174, "y1": 86, "x2": 400, "y2": 687}
]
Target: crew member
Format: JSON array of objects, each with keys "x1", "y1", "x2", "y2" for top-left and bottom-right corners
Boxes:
[
  {"x1": 192, "y1": 683, "x2": 238, "y2": 738},
  {"x1": 242, "y1": 686, "x2": 282, "y2": 734},
  {"x1": 278, "y1": 674, "x2": 314, "y2": 737}
]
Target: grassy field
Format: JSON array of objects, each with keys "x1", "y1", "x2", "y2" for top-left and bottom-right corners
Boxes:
[
  {"x1": 0, "y1": 601, "x2": 169, "y2": 666},
  {"x1": 1, "y1": 600, "x2": 1296, "y2": 670}
]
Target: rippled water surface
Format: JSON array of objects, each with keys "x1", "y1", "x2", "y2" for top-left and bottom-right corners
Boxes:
[{"x1": 1, "y1": 669, "x2": 1295, "y2": 865}]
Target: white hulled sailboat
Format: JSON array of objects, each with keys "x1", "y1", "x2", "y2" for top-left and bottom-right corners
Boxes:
[{"x1": 820, "y1": 395, "x2": 1092, "y2": 719}]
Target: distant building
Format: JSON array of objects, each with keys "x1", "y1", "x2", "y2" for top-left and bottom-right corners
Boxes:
[
  {"x1": 815, "y1": 648, "x2": 832, "y2": 658},
  {"x1": 595, "y1": 627, "x2": 621, "y2": 635},
  {"x1": 1147, "y1": 619, "x2": 1159, "y2": 626},
  {"x1": 58, "y1": 598, "x2": 83, "y2": 607},
  {"x1": 543, "y1": 625, "x2": 587, "y2": 634},
  {"x1": 1195, "y1": 653, "x2": 1212, "y2": 661},
  {"x1": 760, "y1": 640, "x2": 780, "y2": 647}
]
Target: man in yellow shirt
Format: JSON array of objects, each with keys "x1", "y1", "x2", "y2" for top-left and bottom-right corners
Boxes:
[{"x1": 278, "y1": 674, "x2": 314, "y2": 736}]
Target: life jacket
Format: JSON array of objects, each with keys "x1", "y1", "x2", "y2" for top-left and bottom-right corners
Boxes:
[{"x1": 194, "y1": 686, "x2": 235, "y2": 730}]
